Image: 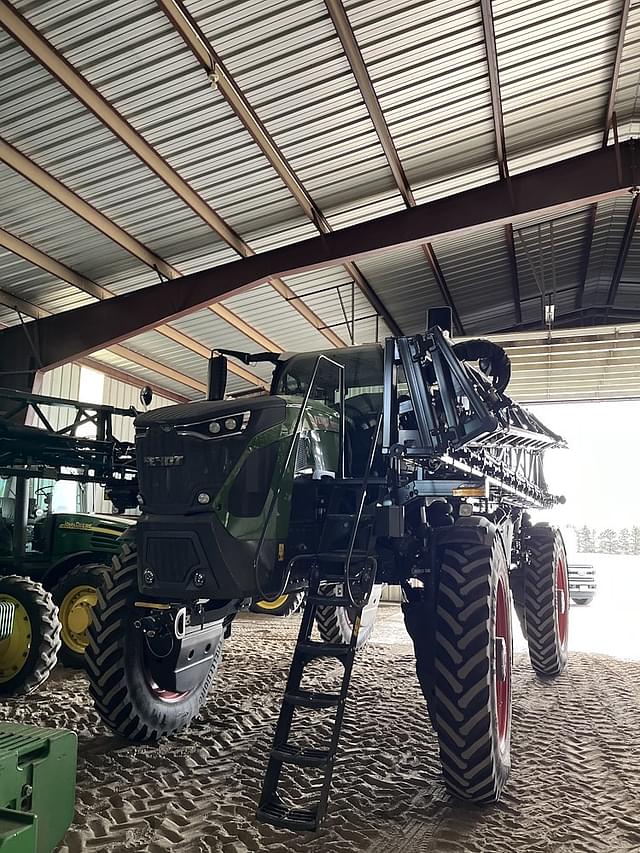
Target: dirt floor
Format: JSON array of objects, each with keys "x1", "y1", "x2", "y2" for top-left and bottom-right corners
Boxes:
[{"x1": 3, "y1": 603, "x2": 640, "y2": 853}]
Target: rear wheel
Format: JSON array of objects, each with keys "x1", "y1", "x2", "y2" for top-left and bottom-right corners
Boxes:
[
  {"x1": 523, "y1": 525, "x2": 569, "y2": 676},
  {"x1": 51, "y1": 563, "x2": 110, "y2": 668},
  {"x1": 249, "y1": 590, "x2": 305, "y2": 617},
  {"x1": 86, "y1": 544, "x2": 223, "y2": 741},
  {"x1": 0, "y1": 575, "x2": 60, "y2": 698},
  {"x1": 316, "y1": 582, "x2": 383, "y2": 649},
  {"x1": 433, "y1": 520, "x2": 512, "y2": 802}
]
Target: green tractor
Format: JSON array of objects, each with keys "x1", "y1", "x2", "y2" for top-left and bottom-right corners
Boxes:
[
  {"x1": 0, "y1": 474, "x2": 131, "y2": 671},
  {"x1": 85, "y1": 314, "x2": 569, "y2": 830},
  {"x1": 0, "y1": 390, "x2": 139, "y2": 690}
]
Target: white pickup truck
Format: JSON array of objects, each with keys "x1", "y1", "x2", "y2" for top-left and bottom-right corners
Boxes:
[{"x1": 567, "y1": 563, "x2": 597, "y2": 606}]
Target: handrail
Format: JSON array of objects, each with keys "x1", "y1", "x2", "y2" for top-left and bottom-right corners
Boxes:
[
  {"x1": 253, "y1": 354, "x2": 346, "y2": 602},
  {"x1": 343, "y1": 411, "x2": 383, "y2": 608}
]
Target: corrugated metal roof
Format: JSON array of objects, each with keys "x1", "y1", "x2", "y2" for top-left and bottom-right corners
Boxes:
[
  {"x1": 344, "y1": 0, "x2": 500, "y2": 202},
  {"x1": 432, "y1": 225, "x2": 517, "y2": 332},
  {"x1": 614, "y1": 0, "x2": 640, "y2": 138},
  {"x1": 353, "y1": 245, "x2": 444, "y2": 334},
  {"x1": 583, "y1": 196, "x2": 633, "y2": 307},
  {"x1": 512, "y1": 206, "x2": 593, "y2": 322},
  {"x1": 188, "y1": 0, "x2": 405, "y2": 226},
  {"x1": 1, "y1": 0, "x2": 638, "y2": 404},
  {"x1": 494, "y1": 0, "x2": 623, "y2": 168},
  {"x1": 0, "y1": 247, "x2": 93, "y2": 315}
]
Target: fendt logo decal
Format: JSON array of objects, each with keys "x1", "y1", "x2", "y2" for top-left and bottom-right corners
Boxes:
[{"x1": 143, "y1": 455, "x2": 185, "y2": 467}]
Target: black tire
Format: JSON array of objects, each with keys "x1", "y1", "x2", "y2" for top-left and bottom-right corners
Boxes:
[
  {"x1": 316, "y1": 583, "x2": 383, "y2": 649},
  {"x1": 51, "y1": 563, "x2": 111, "y2": 669},
  {"x1": 86, "y1": 543, "x2": 223, "y2": 742},
  {"x1": 433, "y1": 519, "x2": 512, "y2": 802},
  {"x1": 523, "y1": 525, "x2": 569, "y2": 676},
  {"x1": 249, "y1": 590, "x2": 306, "y2": 617},
  {"x1": 0, "y1": 575, "x2": 61, "y2": 698}
]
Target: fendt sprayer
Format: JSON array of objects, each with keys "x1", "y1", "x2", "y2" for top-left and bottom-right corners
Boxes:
[
  {"x1": 0, "y1": 388, "x2": 138, "y2": 690},
  {"x1": 85, "y1": 310, "x2": 569, "y2": 831}
]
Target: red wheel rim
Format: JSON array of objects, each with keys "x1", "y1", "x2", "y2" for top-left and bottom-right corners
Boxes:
[
  {"x1": 494, "y1": 577, "x2": 511, "y2": 747},
  {"x1": 555, "y1": 555, "x2": 569, "y2": 647},
  {"x1": 146, "y1": 676, "x2": 191, "y2": 704}
]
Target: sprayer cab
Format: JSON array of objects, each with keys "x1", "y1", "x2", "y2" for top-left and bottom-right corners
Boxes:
[{"x1": 134, "y1": 344, "x2": 384, "y2": 602}]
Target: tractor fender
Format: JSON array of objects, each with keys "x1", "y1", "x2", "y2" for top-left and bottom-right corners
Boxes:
[{"x1": 41, "y1": 551, "x2": 115, "y2": 588}]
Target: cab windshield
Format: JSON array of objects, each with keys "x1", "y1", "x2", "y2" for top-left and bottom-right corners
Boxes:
[{"x1": 272, "y1": 345, "x2": 384, "y2": 407}]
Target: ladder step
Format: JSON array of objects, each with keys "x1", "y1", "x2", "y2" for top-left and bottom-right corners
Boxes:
[
  {"x1": 317, "y1": 551, "x2": 371, "y2": 562},
  {"x1": 271, "y1": 743, "x2": 333, "y2": 769},
  {"x1": 285, "y1": 688, "x2": 342, "y2": 709},
  {"x1": 257, "y1": 799, "x2": 319, "y2": 831},
  {"x1": 297, "y1": 640, "x2": 351, "y2": 659}
]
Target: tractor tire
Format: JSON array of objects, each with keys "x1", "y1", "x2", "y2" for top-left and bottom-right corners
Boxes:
[
  {"x1": 52, "y1": 563, "x2": 110, "y2": 669},
  {"x1": 249, "y1": 590, "x2": 306, "y2": 617},
  {"x1": 0, "y1": 575, "x2": 61, "y2": 698},
  {"x1": 316, "y1": 583, "x2": 383, "y2": 649},
  {"x1": 522, "y1": 524, "x2": 569, "y2": 676},
  {"x1": 86, "y1": 543, "x2": 223, "y2": 742},
  {"x1": 433, "y1": 520, "x2": 512, "y2": 802}
]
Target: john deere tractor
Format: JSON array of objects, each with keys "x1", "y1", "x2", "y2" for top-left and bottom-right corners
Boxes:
[
  {"x1": 85, "y1": 310, "x2": 569, "y2": 831},
  {"x1": 0, "y1": 389, "x2": 138, "y2": 684}
]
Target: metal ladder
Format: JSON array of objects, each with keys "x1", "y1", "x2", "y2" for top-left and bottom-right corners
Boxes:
[{"x1": 257, "y1": 417, "x2": 382, "y2": 831}]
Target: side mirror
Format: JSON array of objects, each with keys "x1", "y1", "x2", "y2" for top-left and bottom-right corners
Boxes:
[
  {"x1": 139, "y1": 386, "x2": 153, "y2": 408},
  {"x1": 208, "y1": 354, "x2": 228, "y2": 401}
]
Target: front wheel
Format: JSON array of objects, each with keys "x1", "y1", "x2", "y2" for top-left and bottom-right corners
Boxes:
[
  {"x1": 433, "y1": 520, "x2": 512, "y2": 802},
  {"x1": 0, "y1": 575, "x2": 61, "y2": 698},
  {"x1": 86, "y1": 544, "x2": 223, "y2": 742}
]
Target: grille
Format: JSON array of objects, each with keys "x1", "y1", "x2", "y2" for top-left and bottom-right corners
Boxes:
[
  {"x1": 90, "y1": 533, "x2": 121, "y2": 552},
  {"x1": 144, "y1": 536, "x2": 200, "y2": 584},
  {"x1": 0, "y1": 600, "x2": 15, "y2": 641}
]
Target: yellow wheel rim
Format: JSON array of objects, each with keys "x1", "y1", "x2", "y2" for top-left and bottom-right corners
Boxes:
[
  {"x1": 59, "y1": 585, "x2": 97, "y2": 655},
  {"x1": 254, "y1": 594, "x2": 290, "y2": 611},
  {"x1": 0, "y1": 596, "x2": 32, "y2": 684}
]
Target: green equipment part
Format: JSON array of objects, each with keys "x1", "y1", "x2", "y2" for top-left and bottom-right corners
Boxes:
[{"x1": 0, "y1": 723, "x2": 77, "y2": 853}]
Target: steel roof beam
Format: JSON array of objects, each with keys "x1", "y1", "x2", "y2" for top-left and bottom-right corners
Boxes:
[
  {"x1": 0, "y1": 0, "x2": 345, "y2": 348},
  {"x1": 607, "y1": 193, "x2": 640, "y2": 305},
  {"x1": 155, "y1": 0, "x2": 399, "y2": 336},
  {"x1": 603, "y1": 0, "x2": 632, "y2": 147},
  {"x1": 0, "y1": 141, "x2": 635, "y2": 372},
  {"x1": 0, "y1": 139, "x2": 281, "y2": 355},
  {"x1": 324, "y1": 0, "x2": 463, "y2": 332},
  {"x1": 0, "y1": 291, "x2": 208, "y2": 394},
  {"x1": 0, "y1": 228, "x2": 265, "y2": 389},
  {"x1": 480, "y1": 0, "x2": 509, "y2": 181}
]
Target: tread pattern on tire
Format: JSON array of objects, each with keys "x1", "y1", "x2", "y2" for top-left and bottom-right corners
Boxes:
[
  {"x1": 52, "y1": 562, "x2": 111, "y2": 668},
  {"x1": 0, "y1": 574, "x2": 61, "y2": 698},
  {"x1": 523, "y1": 525, "x2": 568, "y2": 676},
  {"x1": 315, "y1": 583, "x2": 381, "y2": 649},
  {"x1": 86, "y1": 544, "x2": 222, "y2": 742},
  {"x1": 434, "y1": 528, "x2": 510, "y2": 803}
]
